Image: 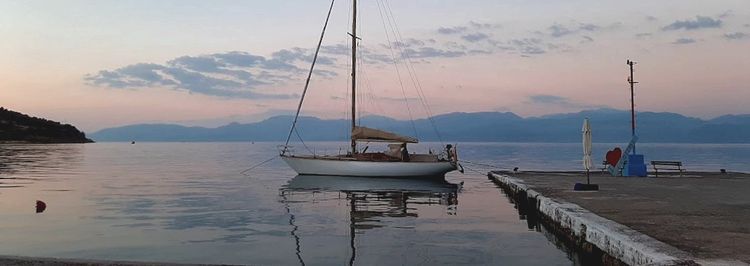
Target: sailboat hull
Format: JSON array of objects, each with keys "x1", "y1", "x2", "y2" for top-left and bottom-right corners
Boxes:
[{"x1": 281, "y1": 156, "x2": 456, "y2": 178}]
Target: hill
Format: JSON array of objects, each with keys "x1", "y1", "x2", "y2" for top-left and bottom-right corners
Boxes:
[
  {"x1": 0, "y1": 107, "x2": 93, "y2": 143},
  {"x1": 90, "y1": 109, "x2": 750, "y2": 143}
]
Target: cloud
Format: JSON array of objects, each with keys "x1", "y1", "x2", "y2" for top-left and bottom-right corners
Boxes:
[
  {"x1": 672, "y1": 38, "x2": 697, "y2": 45},
  {"x1": 322, "y1": 44, "x2": 391, "y2": 64},
  {"x1": 427, "y1": 20, "x2": 605, "y2": 58},
  {"x1": 548, "y1": 24, "x2": 575, "y2": 38},
  {"x1": 527, "y1": 95, "x2": 571, "y2": 105},
  {"x1": 723, "y1": 32, "x2": 748, "y2": 40},
  {"x1": 87, "y1": 33, "x2": 484, "y2": 99},
  {"x1": 378, "y1": 38, "x2": 470, "y2": 60},
  {"x1": 635, "y1": 33, "x2": 653, "y2": 38},
  {"x1": 437, "y1": 26, "x2": 468, "y2": 35},
  {"x1": 88, "y1": 16, "x2": 627, "y2": 98},
  {"x1": 718, "y1": 10, "x2": 733, "y2": 19},
  {"x1": 437, "y1": 21, "x2": 499, "y2": 35},
  {"x1": 468, "y1": 21, "x2": 499, "y2": 29},
  {"x1": 389, "y1": 38, "x2": 427, "y2": 49},
  {"x1": 461, "y1": 33, "x2": 490, "y2": 42},
  {"x1": 160, "y1": 67, "x2": 247, "y2": 98},
  {"x1": 169, "y1": 56, "x2": 226, "y2": 73},
  {"x1": 548, "y1": 22, "x2": 600, "y2": 38},
  {"x1": 578, "y1": 23, "x2": 600, "y2": 31},
  {"x1": 86, "y1": 63, "x2": 175, "y2": 88},
  {"x1": 662, "y1": 16, "x2": 722, "y2": 31},
  {"x1": 402, "y1": 47, "x2": 466, "y2": 58},
  {"x1": 525, "y1": 94, "x2": 606, "y2": 109},
  {"x1": 85, "y1": 50, "x2": 329, "y2": 99},
  {"x1": 211, "y1": 51, "x2": 265, "y2": 67},
  {"x1": 505, "y1": 38, "x2": 547, "y2": 55}
]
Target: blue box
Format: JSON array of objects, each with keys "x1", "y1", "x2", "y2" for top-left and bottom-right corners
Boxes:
[{"x1": 625, "y1": 154, "x2": 647, "y2": 177}]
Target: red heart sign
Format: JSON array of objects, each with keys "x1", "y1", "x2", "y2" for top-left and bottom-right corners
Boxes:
[{"x1": 605, "y1": 147, "x2": 622, "y2": 166}]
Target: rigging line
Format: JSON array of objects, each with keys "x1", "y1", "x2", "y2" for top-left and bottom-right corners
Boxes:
[
  {"x1": 380, "y1": 1, "x2": 437, "y2": 142},
  {"x1": 342, "y1": 0, "x2": 353, "y2": 137},
  {"x1": 382, "y1": 0, "x2": 444, "y2": 144},
  {"x1": 295, "y1": 127, "x2": 315, "y2": 155},
  {"x1": 374, "y1": 0, "x2": 419, "y2": 139},
  {"x1": 357, "y1": 49, "x2": 385, "y2": 119},
  {"x1": 359, "y1": 58, "x2": 386, "y2": 116},
  {"x1": 381, "y1": 0, "x2": 444, "y2": 143},
  {"x1": 283, "y1": 0, "x2": 336, "y2": 154},
  {"x1": 359, "y1": 62, "x2": 369, "y2": 118}
]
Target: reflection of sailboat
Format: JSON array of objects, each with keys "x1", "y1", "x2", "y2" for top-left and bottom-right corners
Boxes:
[
  {"x1": 284, "y1": 175, "x2": 459, "y2": 195},
  {"x1": 280, "y1": 0, "x2": 458, "y2": 178},
  {"x1": 279, "y1": 175, "x2": 459, "y2": 265}
]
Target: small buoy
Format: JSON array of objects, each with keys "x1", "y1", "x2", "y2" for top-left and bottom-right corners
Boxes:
[{"x1": 36, "y1": 200, "x2": 47, "y2": 213}]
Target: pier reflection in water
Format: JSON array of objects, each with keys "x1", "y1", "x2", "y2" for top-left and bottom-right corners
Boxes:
[
  {"x1": 490, "y1": 175, "x2": 608, "y2": 266},
  {"x1": 280, "y1": 175, "x2": 459, "y2": 265}
]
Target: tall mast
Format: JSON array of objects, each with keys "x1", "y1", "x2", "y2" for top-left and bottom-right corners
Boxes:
[{"x1": 350, "y1": 0, "x2": 358, "y2": 154}]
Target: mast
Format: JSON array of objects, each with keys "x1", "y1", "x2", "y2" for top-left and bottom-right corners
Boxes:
[{"x1": 350, "y1": 0, "x2": 358, "y2": 154}]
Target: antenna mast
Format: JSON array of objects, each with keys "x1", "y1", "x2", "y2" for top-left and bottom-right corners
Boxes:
[{"x1": 627, "y1": 59, "x2": 638, "y2": 154}]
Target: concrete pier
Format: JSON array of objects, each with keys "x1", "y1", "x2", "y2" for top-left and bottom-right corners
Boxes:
[{"x1": 489, "y1": 170, "x2": 750, "y2": 265}]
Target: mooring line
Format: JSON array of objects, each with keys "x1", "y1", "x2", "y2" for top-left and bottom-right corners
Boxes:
[
  {"x1": 461, "y1": 164, "x2": 488, "y2": 176},
  {"x1": 241, "y1": 156, "x2": 279, "y2": 176},
  {"x1": 459, "y1": 160, "x2": 505, "y2": 170}
]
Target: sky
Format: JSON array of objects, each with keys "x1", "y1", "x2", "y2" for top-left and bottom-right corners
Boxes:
[{"x1": 1, "y1": 0, "x2": 749, "y2": 132}]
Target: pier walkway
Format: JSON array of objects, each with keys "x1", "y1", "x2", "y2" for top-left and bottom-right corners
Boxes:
[{"x1": 490, "y1": 170, "x2": 750, "y2": 265}]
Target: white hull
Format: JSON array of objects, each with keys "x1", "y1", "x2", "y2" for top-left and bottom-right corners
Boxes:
[{"x1": 281, "y1": 155, "x2": 456, "y2": 177}]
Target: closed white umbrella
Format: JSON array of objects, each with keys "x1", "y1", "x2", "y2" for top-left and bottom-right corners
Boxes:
[{"x1": 582, "y1": 118, "x2": 593, "y2": 183}]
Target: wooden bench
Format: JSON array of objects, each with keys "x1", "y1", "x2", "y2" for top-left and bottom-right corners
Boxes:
[{"x1": 650, "y1": 161, "x2": 684, "y2": 177}]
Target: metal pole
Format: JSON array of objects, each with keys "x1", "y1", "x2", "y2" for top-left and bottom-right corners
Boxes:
[
  {"x1": 350, "y1": 0, "x2": 358, "y2": 155},
  {"x1": 627, "y1": 60, "x2": 637, "y2": 154}
]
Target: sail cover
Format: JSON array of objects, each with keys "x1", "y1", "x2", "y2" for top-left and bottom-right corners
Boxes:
[{"x1": 352, "y1": 126, "x2": 418, "y2": 143}]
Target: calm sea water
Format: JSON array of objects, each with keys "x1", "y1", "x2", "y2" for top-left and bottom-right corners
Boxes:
[{"x1": 1, "y1": 142, "x2": 748, "y2": 265}]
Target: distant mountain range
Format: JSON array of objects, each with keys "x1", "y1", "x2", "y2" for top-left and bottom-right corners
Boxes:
[
  {"x1": 90, "y1": 109, "x2": 750, "y2": 143},
  {"x1": 0, "y1": 107, "x2": 93, "y2": 143}
]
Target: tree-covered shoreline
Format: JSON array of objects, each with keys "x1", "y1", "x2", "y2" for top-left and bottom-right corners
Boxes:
[{"x1": 0, "y1": 107, "x2": 93, "y2": 143}]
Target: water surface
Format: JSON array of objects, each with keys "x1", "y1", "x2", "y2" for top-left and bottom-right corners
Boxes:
[{"x1": 1, "y1": 142, "x2": 747, "y2": 265}]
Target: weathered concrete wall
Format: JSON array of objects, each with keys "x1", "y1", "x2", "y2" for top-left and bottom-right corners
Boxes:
[{"x1": 490, "y1": 172, "x2": 698, "y2": 266}]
